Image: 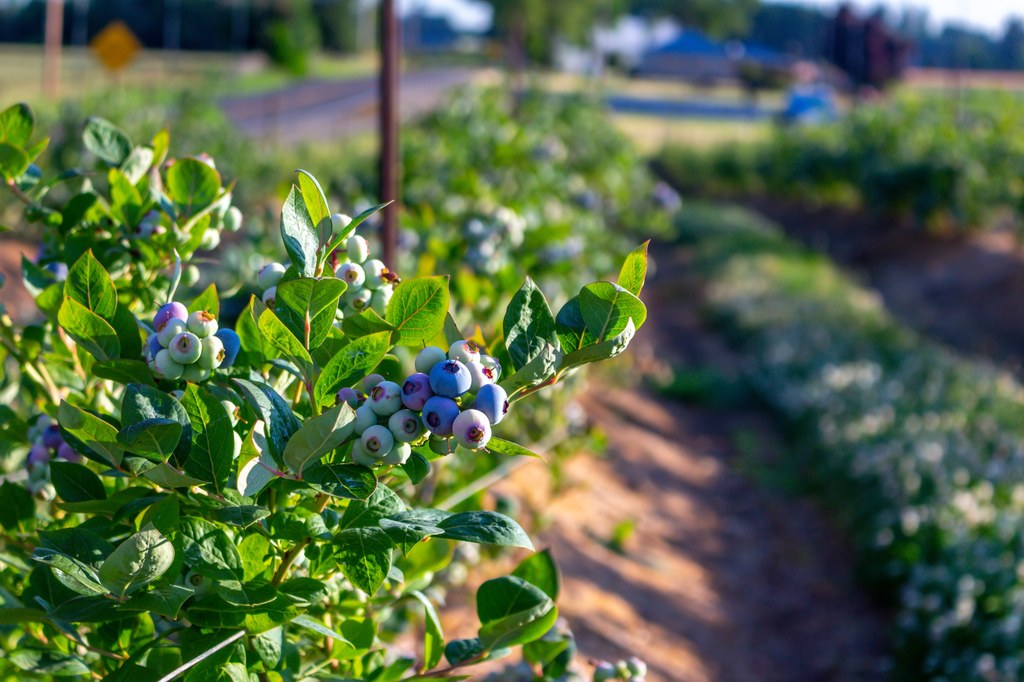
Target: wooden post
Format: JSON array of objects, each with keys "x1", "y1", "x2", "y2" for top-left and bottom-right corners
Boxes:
[
  {"x1": 378, "y1": 0, "x2": 400, "y2": 269},
  {"x1": 43, "y1": 0, "x2": 64, "y2": 99}
]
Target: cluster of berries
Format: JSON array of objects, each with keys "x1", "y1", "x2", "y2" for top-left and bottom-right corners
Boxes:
[
  {"x1": 145, "y1": 302, "x2": 240, "y2": 382},
  {"x1": 338, "y1": 340, "x2": 508, "y2": 468},
  {"x1": 463, "y1": 207, "x2": 526, "y2": 275},
  {"x1": 593, "y1": 658, "x2": 647, "y2": 682},
  {"x1": 26, "y1": 415, "x2": 78, "y2": 466}
]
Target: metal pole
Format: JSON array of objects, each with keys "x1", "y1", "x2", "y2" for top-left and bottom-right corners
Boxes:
[
  {"x1": 43, "y1": 0, "x2": 64, "y2": 99},
  {"x1": 378, "y1": 0, "x2": 400, "y2": 269}
]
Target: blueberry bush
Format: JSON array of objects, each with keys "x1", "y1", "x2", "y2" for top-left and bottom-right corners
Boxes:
[{"x1": 0, "y1": 102, "x2": 651, "y2": 680}]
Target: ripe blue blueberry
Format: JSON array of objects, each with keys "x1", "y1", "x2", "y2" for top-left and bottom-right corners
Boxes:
[
  {"x1": 415, "y1": 346, "x2": 447, "y2": 374},
  {"x1": 452, "y1": 409, "x2": 492, "y2": 450},
  {"x1": 361, "y1": 425, "x2": 395, "y2": 457},
  {"x1": 257, "y1": 262, "x2": 286, "y2": 290},
  {"x1": 154, "y1": 349, "x2": 185, "y2": 380},
  {"x1": 198, "y1": 335, "x2": 225, "y2": 370},
  {"x1": 421, "y1": 396, "x2": 460, "y2": 437},
  {"x1": 146, "y1": 333, "x2": 162, "y2": 359},
  {"x1": 346, "y1": 235, "x2": 369, "y2": 263},
  {"x1": 215, "y1": 328, "x2": 241, "y2": 368},
  {"x1": 57, "y1": 442, "x2": 80, "y2": 462},
  {"x1": 157, "y1": 318, "x2": 187, "y2": 347},
  {"x1": 154, "y1": 302, "x2": 188, "y2": 333},
  {"x1": 429, "y1": 359, "x2": 471, "y2": 398},
  {"x1": 354, "y1": 403, "x2": 378, "y2": 435},
  {"x1": 41, "y1": 424, "x2": 63, "y2": 450},
  {"x1": 336, "y1": 262, "x2": 366, "y2": 288},
  {"x1": 168, "y1": 332, "x2": 202, "y2": 365},
  {"x1": 389, "y1": 409, "x2": 426, "y2": 443},
  {"x1": 369, "y1": 381, "x2": 403, "y2": 416},
  {"x1": 381, "y1": 441, "x2": 411, "y2": 466},
  {"x1": 336, "y1": 387, "x2": 363, "y2": 408},
  {"x1": 363, "y1": 259, "x2": 388, "y2": 290},
  {"x1": 473, "y1": 384, "x2": 508, "y2": 425},
  {"x1": 401, "y1": 372, "x2": 433, "y2": 411},
  {"x1": 448, "y1": 339, "x2": 481, "y2": 365},
  {"x1": 187, "y1": 310, "x2": 218, "y2": 338},
  {"x1": 28, "y1": 443, "x2": 50, "y2": 465},
  {"x1": 45, "y1": 262, "x2": 68, "y2": 281}
]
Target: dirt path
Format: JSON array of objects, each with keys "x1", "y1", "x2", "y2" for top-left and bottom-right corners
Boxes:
[{"x1": 449, "y1": 243, "x2": 889, "y2": 681}]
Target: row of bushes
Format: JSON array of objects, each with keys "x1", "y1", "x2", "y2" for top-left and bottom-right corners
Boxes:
[
  {"x1": 678, "y1": 203, "x2": 1024, "y2": 680},
  {"x1": 658, "y1": 93, "x2": 1024, "y2": 233}
]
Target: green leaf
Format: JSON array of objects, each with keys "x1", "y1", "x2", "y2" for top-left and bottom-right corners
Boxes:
[
  {"x1": 340, "y1": 485, "x2": 405, "y2": 529},
  {"x1": 0, "y1": 607, "x2": 48, "y2": 625},
  {"x1": 232, "y1": 379, "x2": 301, "y2": 467},
  {"x1": 119, "y1": 145, "x2": 155, "y2": 185},
  {"x1": 32, "y1": 548, "x2": 106, "y2": 595},
  {"x1": 142, "y1": 462, "x2": 205, "y2": 488},
  {"x1": 0, "y1": 480, "x2": 34, "y2": 532},
  {"x1": 296, "y1": 169, "x2": 332, "y2": 246},
  {"x1": 236, "y1": 423, "x2": 277, "y2": 497},
  {"x1": 406, "y1": 591, "x2": 445, "y2": 672},
  {"x1": 554, "y1": 296, "x2": 595, "y2": 355},
  {"x1": 98, "y1": 528, "x2": 175, "y2": 598},
  {"x1": 618, "y1": 240, "x2": 650, "y2": 296},
  {"x1": 303, "y1": 462, "x2": 377, "y2": 500},
  {"x1": 121, "y1": 383, "x2": 190, "y2": 466},
  {"x1": 166, "y1": 157, "x2": 221, "y2": 215},
  {"x1": 179, "y1": 518, "x2": 242, "y2": 581},
  {"x1": 283, "y1": 402, "x2": 356, "y2": 474},
  {"x1": 93, "y1": 359, "x2": 156, "y2": 387},
  {"x1": 401, "y1": 451, "x2": 431, "y2": 484},
  {"x1": 335, "y1": 527, "x2": 393, "y2": 595},
  {"x1": 342, "y1": 308, "x2": 394, "y2": 338},
  {"x1": 487, "y1": 437, "x2": 544, "y2": 459},
  {"x1": 444, "y1": 638, "x2": 486, "y2": 666},
  {"x1": 58, "y1": 297, "x2": 120, "y2": 361},
  {"x1": 476, "y1": 576, "x2": 557, "y2": 650},
  {"x1": 10, "y1": 647, "x2": 90, "y2": 677},
  {"x1": 437, "y1": 511, "x2": 533, "y2": 550},
  {"x1": 0, "y1": 102, "x2": 33, "y2": 146},
  {"x1": 276, "y1": 276, "x2": 347, "y2": 350},
  {"x1": 512, "y1": 549, "x2": 559, "y2": 600},
  {"x1": 280, "y1": 184, "x2": 319, "y2": 277},
  {"x1": 0, "y1": 142, "x2": 30, "y2": 181},
  {"x1": 235, "y1": 296, "x2": 268, "y2": 368},
  {"x1": 180, "y1": 384, "x2": 234, "y2": 493},
  {"x1": 292, "y1": 614, "x2": 355, "y2": 649},
  {"x1": 314, "y1": 331, "x2": 391, "y2": 408},
  {"x1": 83, "y1": 117, "x2": 132, "y2": 166},
  {"x1": 49, "y1": 462, "x2": 105, "y2": 502},
  {"x1": 158, "y1": 630, "x2": 246, "y2": 682},
  {"x1": 117, "y1": 418, "x2": 183, "y2": 459},
  {"x1": 188, "y1": 282, "x2": 220, "y2": 318},
  {"x1": 120, "y1": 584, "x2": 193, "y2": 619},
  {"x1": 503, "y1": 277, "x2": 559, "y2": 371},
  {"x1": 558, "y1": 318, "x2": 636, "y2": 373},
  {"x1": 108, "y1": 168, "x2": 143, "y2": 225},
  {"x1": 258, "y1": 307, "x2": 313, "y2": 372},
  {"x1": 323, "y1": 201, "x2": 390, "y2": 256},
  {"x1": 58, "y1": 400, "x2": 123, "y2": 467},
  {"x1": 386, "y1": 276, "x2": 450, "y2": 347},
  {"x1": 499, "y1": 342, "x2": 560, "y2": 396},
  {"x1": 215, "y1": 505, "x2": 270, "y2": 528},
  {"x1": 579, "y1": 282, "x2": 647, "y2": 340},
  {"x1": 65, "y1": 250, "x2": 117, "y2": 318}
]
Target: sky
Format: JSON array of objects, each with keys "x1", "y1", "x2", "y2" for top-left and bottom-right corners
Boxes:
[{"x1": 406, "y1": 0, "x2": 1022, "y2": 36}]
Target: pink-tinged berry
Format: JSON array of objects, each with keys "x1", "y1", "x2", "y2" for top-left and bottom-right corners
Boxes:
[
  {"x1": 369, "y1": 381, "x2": 403, "y2": 416},
  {"x1": 153, "y1": 302, "x2": 188, "y2": 333},
  {"x1": 448, "y1": 339, "x2": 481, "y2": 365},
  {"x1": 452, "y1": 409, "x2": 492, "y2": 450},
  {"x1": 401, "y1": 373, "x2": 432, "y2": 410},
  {"x1": 336, "y1": 387, "x2": 363, "y2": 408}
]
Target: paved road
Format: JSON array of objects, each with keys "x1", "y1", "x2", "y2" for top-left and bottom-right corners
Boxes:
[
  {"x1": 220, "y1": 68, "x2": 477, "y2": 142},
  {"x1": 606, "y1": 94, "x2": 781, "y2": 121}
]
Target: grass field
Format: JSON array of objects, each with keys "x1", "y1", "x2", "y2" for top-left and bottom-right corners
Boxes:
[{"x1": 613, "y1": 114, "x2": 773, "y2": 153}]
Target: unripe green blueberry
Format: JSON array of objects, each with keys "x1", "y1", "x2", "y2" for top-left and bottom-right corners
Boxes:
[
  {"x1": 615, "y1": 661, "x2": 630, "y2": 678},
  {"x1": 363, "y1": 259, "x2": 387, "y2": 290},
  {"x1": 351, "y1": 439, "x2": 378, "y2": 467},
  {"x1": 198, "y1": 335, "x2": 226, "y2": 370},
  {"x1": 157, "y1": 318, "x2": 187, "y2": 347},
  {"x1": 257, "y1": 263, "x2": 286, "y2": 291},
  {"x1": 361, "y1": 425, "x2": 394, "y2": 457},
  {"x1": 362, "y1": 374, "x2": 386, "y2": 391},
  {"x1": 354, "y1": 402, "x2": 378, "y2": 435},
  {"x1": 346, "y1": 235, "x2": 369, "y2": 263},
  {"x1": 170, "y1": 389, "x2": 184, "y2": 400},
  {"x1": 180, "y1": 264, "x2": 200, "y2": 287},
  {"x1": 336, "y1": 387, "x2": 363, "y2": 408},
  {"x1": 224, "y1": 206, "x2": 243, "y2": 232},
  {"x1": 593, "y1": 662, "x2": 617, "y2": 682},
  {"x1": 168, "y1": 332, "x2": 202, "y2": 364},
  {"x1": 380, "y1": 441, "x2": 410, "y2": 466},
  {"x1": 448, "y1": 339, "x2": 481, "y2": 365},
  {"x1": 625, "y1": 657, "x2": 647, "y2": 678},
  {"x1": 185, "y1": 570, "x2": 213, "y2": 596},
  {"x1": 262, "y1": 286, "x2": 277, "y2": 308},
  {"x1": 187, "y1": 310, "x2": 218, "y2": 338},
  {"x1": 331, "y1": 212, "x2": 352, "y2": 234},
  {"x1": 452, "y1": 409, "x2": 492, "y2": 450},
  {"x1": 415, "y1": 346, "x2": 447, "y2": 374},
  {"x1": 370, "y1": 286, "x2": 392, "y2": 316},
  {"x1": 368, "y1": 380, "x2": 402, "y2": 416},
  {"x1": 153, "y1": 349, "x2": 185, "y2": 380},
  {"x1": 388, "y1": 409, "x2": 426, "y2": 443},
  {"x1": 181, "y1": 363, "x2": 211, "y2": 383},
  {"x1": 336, "y1": 262, "x2": 366, "y2": 288},
  {"x1": 221, "y1": 399, "x2": 239, "y2": 426},
  {"x1": 199, "y1": 228, "x2": 220, "y2": 251}
]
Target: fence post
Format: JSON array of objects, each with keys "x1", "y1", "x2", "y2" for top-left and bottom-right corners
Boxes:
[{"x1": 379, "y1": 0, "x2": 400, "y2": 269}]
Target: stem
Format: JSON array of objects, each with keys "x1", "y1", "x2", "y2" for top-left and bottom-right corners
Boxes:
[
  {"x1": 270, "y1": 493, "x2": 330, "y2": 586},
  {"x1": 5, "y1": 178, "x2": 34, "y2": 206},
  {"x1": 411, "y1": 652, "x2": 488, "y2": 678}
]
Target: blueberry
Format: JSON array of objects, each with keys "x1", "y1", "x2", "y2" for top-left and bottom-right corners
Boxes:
[
  {"x1": 154, "y1": 349, "x2": 185, "y2": 380},
  {"x1": 224, "y1": 206, "x2": 243, "y2": 232},
  {"x1": 215, "y1": 329, "x2": 241, "y2": 368},
  {"x1": 465, "y1": 361, "x2": 496, "y2": 392},
  {"x1": 415, "y1": 346, "x2": 447, "y2": 374},
  {"x1": 429, "y1": 360, "x2": 471, "y2": 398},
  {"x1": 369, "y1": 380, "x2": 402, "y2": 416},
  {"x1": 331, "y1": 213, "x2": 352, "y2": 234},
  {"x1": 181, "y1": 265, "x2": 200, "y2": 287},
  {"x1": 421, "y1": 396, "x2": 460, "y2": 437},
  {"x1": 354, "y1": 403, "x2": 378, "y2": 435},
  {"x1": 168, "y1": 332, "x2": 202, "y2": 365},
  {"x1": 146, "y1": 333, "x2": 162, "y2": 360},
  {"x1": 336, "y1": 262, "x2": 366, "y2": 288},
  {"x1": 336, "y1": 387, "x2": 363, "y2": 408},
  {"x1": 479, "y1": 354, "x2": 502, "y2": 381},
  {"x1": 361, "y1": 425, "x2": 394, "y2": 457},
  {"x1": 154, "y1": 302, "x2": 188, "y2": 333},
  {"x1": 625, "y1": 657, "x2": 647, "y2": 678},
  {"x1": 198, "y1": 335, "x2": 225, "y2": 370},
  {"x1": 57, "y1": 442, "x2": 81, "y2": 462},
  {"x1": 27, "y1": 443, "x2": 50, "y2": 465},
  {"x1": 452, "y1": 409, "x2": 491, "y2": 450},
  {"x1": 363, "y1": 259, "x2": 388, "y2": 290},
  {"x1": 345, "y1": 288, "x2": 372, "y2": 314},
  {"x1": 370, "y1": 287, "x2": 392, "y2": 316},
  {"x1": 346, "y1": 235, "x2": 369, "y2": 263},
  {"x1": 593, "y1": 662, "x2": 617, "y2": 682},
  {"x1": 187, "y1": 310, "x2": 218, "y2": 338},
  {"x1": 448, "y1": 340, "x2": 481, "y2": 365},
  {"x1": 41, "y1": 424, "x2": 63, "y2": 450},
  {"x1": 380, "y1": 441, "x2": 411, "y2": 466},
  {"x1": 401, "y1": 372, "x2": 433, "y2": 411},
  {"x1": 350, "y1": 439, "x2": 378, "y2": 467},
  {"x1": 181, "y1": 363, "x2": 211, "y2": 383},
  {"x1": 221, "y1": 400, "x2": 239, "y2": 426},
  {"x1": 473, "y1": 384, "x2": 508, "y2": 425},
  {"x1": 257, "y1": 263, "x2": 286, "y2": 291},
  {"x1": 199, "y1": 228, "x2": 220, "y2": 251},
  {"x1": 262, "y1": 286, "x2": 278, "y2": 308},
  {"x1": 361, "y1": 374, "x2": 386, "y2": 392},
  {"x1": 389, "y1": 409, "x2": 426, "y2": 443},
  {"x1": 45, "y1": 262, "x2": 68, "y2": 281}
]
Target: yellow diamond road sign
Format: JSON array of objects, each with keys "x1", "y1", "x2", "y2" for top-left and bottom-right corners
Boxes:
[{"x1": 90, "y1": 21, "x2": 141, "y2": 72}]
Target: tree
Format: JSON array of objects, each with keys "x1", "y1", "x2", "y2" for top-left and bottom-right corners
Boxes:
[
  {"x1": 485, "y1": 0, "x2": 625, "y2": 66},
  {"x1": 999, "y1": 17, "x2": 1024, "y2": 70},
  {"x1": 628, "y1": 0, "x2": 759, "y2": 38}
]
